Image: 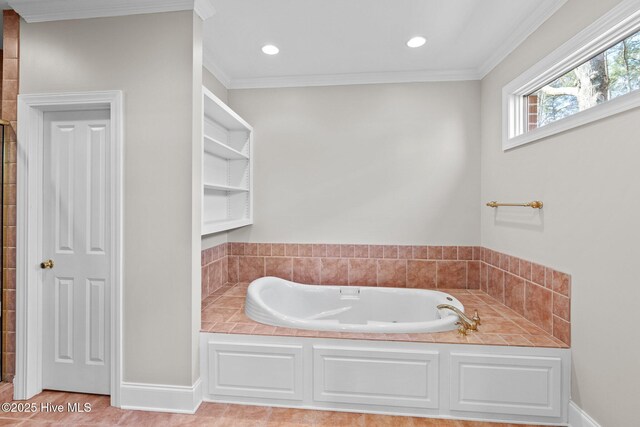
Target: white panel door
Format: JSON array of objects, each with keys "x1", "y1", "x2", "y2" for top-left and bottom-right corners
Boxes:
[{"x1": 42, "y1": 110, "x2": 111, "y2": 395}]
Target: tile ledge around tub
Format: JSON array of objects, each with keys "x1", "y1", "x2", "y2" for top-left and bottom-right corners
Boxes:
[{"x1": 201, "y1": 283, "x2": 568, "y2": 349}]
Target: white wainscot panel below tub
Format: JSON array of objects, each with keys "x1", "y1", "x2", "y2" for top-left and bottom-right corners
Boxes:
[
  {"x1": 450, "y1": 353, "x2": 563, "y2": 417},
  {"x1": 201, "y1": 333, "x2": 570, "y2": 425},
  {"x1": 313, "y1": 346, "x2": 439, "y2": 409},
  {"x1": 207, "y1": 341, "x2": 304, "y2": 401}
]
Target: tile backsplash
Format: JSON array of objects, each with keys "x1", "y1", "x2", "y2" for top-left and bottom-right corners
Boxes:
[
  {"x1": 201, "y1": 242, "x2": 571, "y2": 346},
  {"x1": 480, "y1": 248, "x2": 571, "y2": 346}
]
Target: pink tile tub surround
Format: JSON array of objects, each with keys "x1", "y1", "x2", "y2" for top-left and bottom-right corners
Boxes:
[
  {"x1": 201, "y1": 243, "x2": 230, "y2": 299},
  {"x1": 201, "y1": 243, "x2": 571, "y2": 346},
  {"x1": 480, "y1": 247, "x2": 571, "y2": 346},
  {"x1": 227, "y1": 244, "x2": 482, "y2": 289},
  {"x1": 201, "y1": 283, "x2": 568, "y2": 349}
]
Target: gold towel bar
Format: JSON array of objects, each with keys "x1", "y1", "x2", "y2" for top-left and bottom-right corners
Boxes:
[{"x1": 486, "y1": 201, "x2": 543, "y2": 209}]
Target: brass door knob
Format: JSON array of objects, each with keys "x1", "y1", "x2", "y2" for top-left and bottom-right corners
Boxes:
[{"x1": 40, "y1": 259, "x2": 54, "y2": 269}]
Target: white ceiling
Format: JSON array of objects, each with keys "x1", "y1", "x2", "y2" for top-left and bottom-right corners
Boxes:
[
  {"x1": 4, "y1": 0, "x2": 567, "y2": 89},
  {"x1": 9, "y1": 0, "x2": 216, "y2": 22},
  {"x1": 204, "y1": 0, "x2": 567, "y2": 89}
]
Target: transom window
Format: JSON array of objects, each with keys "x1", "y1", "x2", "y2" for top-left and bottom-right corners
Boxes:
[
  {"x1": 527, "y1": 29, "x2": 640, "y2": 131},
  {"x1": 502, "y1": 0, "x2": 640, "y2": 150}
]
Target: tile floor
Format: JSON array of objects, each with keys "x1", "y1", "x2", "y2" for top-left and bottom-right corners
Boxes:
[{"x1": 0, "y1": 390, "x2": 546, "y2": 426}]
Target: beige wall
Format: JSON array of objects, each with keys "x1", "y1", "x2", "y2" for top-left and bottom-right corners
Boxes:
[
  {"x1": 20, "y1": 11, "x2": 201, "y2": 386},
  {"x1": 227, "y1": 82, "x2": 482, "y2": 245},
  {"x1": 201, "y1": 231, "x2": 227, "y2": 250},
  {"x1": 203, "y1": 66, "x2": 228, "y2": 104},
  {"x1": 480, "y1": 0, "x2": 638, "y2": 425}
]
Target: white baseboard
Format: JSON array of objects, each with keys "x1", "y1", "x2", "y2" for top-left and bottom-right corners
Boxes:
[
  {"x1": 120, "y1": 379, "x2": 202, "y2": 414},
  {"x1": 569, "y1": 401, "x2": 601, "y2": 427}
]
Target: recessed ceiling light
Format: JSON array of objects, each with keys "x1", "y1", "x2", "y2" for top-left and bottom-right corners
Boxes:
[
  {"x1": 261, "y1": 44, "x2": 280, "y2": 55},
  {"x1": 407, "y1": 36, "x2": 426, "y2": 48}
]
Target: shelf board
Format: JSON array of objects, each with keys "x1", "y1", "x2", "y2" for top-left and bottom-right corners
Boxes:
[
  {"x1": 203, "y1": 183, "x2": 249, "y2": 192},
  {"x1": 202, "y1": 218, "x2": 252, "y2": 235},
  {"x1": 203, "y1": 87, "x2": 253, "y2": 132},
  {"x1": 203, "y1": 135, "x2": 248, "y2": 160}
]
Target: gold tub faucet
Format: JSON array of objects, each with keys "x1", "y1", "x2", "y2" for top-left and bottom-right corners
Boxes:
[{"x1": 437, "y1": 304, "x2": 481, "y2": 335}]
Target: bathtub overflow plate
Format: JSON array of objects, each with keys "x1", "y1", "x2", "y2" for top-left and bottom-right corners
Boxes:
[{"x1": 340, "y1": 287, "x2": 360, "y2": 300}]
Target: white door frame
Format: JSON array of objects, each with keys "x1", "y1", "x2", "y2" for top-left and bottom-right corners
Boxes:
[{"x1": 15, "y1": 91, "x2": 124, "y2": 406}]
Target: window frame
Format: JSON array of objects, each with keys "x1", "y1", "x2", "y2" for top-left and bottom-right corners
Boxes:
[{"x1": 503, "y1": 0, "x2": 640, "y2": 150}]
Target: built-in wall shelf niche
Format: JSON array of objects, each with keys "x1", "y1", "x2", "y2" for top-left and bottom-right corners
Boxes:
[{"x1": 202, "y1": 86, "x2": 253, "y2": 235}]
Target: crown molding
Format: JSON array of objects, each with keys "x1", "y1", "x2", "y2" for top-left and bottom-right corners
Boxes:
[
  {"x1": 477, "y1": 0, "x2": 568, "y2": 78},
  {"x1": 193, "y1": 0, "x2": 215, "y2": 21},
  {"x1": 224, "y1": 68, "x2": 483, "y2": 90},
  {"x1": 202, "y1": 0, "x2": 564, "y2": 90},
  {"x1": 9, "y1": 0, "x2": 215, "y2": 23}
]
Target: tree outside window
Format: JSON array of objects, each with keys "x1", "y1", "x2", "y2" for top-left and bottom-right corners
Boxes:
[{"x1": 528, "y1": 30, "x2": 640, "y2": 130}]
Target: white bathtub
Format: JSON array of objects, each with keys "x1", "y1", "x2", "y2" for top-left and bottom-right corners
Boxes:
[{"x1": 245, "y1": 277, "x2": 465, "y2": 333}]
